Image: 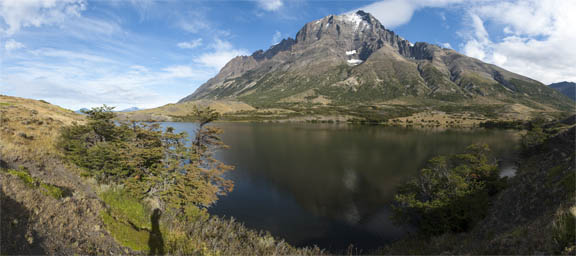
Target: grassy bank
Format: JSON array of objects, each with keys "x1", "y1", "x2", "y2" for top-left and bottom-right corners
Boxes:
[{"x1": 0, "y1": 96, "x2": 322, "y2": 255}]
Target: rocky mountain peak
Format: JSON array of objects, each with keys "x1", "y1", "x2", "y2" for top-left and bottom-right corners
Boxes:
[
  {"x1": 179, "y1": 10, "x2": 574, "y2": 115},
  {"x1": 292, "y1": 10, "x2": 413, "y2": 64}
]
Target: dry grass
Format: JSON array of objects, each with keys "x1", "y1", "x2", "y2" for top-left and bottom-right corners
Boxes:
[
  {"x1": 116, "y1": 100, "x2": 255, "y2": 121},
  {"x1": 0, "y1": 95, "x2": 84, "y2": 163},
  {"x1": 0, "y1": 95, "x2": 325, "y2": 255},
  {"x1": 388, "y1": 111, "x2": 483, "y2": 127}
]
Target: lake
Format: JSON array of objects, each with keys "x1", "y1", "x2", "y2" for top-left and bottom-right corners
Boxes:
[{"x1": 164, "y1": 122, "x2": 520, "y2": 252}]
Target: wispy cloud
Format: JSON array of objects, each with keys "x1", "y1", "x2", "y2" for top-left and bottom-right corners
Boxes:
[
  {"x1": 177, "y1": 39, "x2": 203, "y2": 49},
  {"x1": 196, "y1": 38, "x2": 249, "y2": 70},
  {"x1": 271, "y1": 30, "x2": 282, "y2": 44},
  {"x1": 28, "y1": 48, "x2": 117, "y2": 63},
  {"x1": 4, "y1": 39, "x2": 24, "y2": 51},
  {"x1": 256, "y1": 0, "x2": 283, "y2": 11},
  {"x1": 0, "y1": 0, "x2": 87, "y2": 36},
  {"x1": 177, "y1": 10, "x2": 211, "y2": 33},
  {"x1": 1, "y1": 50, "x2": 213, "y2": 109}
]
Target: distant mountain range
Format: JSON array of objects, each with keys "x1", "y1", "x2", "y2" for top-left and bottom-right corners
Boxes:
[
  {"x1": 549, "y1": 82, "x2": 575, "y2": 101},
  {"x1": 118, "y1": 107, "x2": 141, "y2": 112},
  {"x1": 76, "y1": 107, "x2": 141, "y2": 114},
  {"x1": 178, "y1": 10, "x2": 573, "y2": 117}
]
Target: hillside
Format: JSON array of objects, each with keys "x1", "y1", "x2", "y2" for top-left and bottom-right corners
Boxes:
[
  {"x1": 383, "y1": 123, "x2": 576, "y2": 255},
  {"x1": 116, "y1": 99, "x2": 255, "y2": 122},
  {"x1": 0, "y1": 96, "x2": 127, "y2": 254},
  {"x1": 0, "y1": 95, "x2": 323, "y2": 255},
  {"x1": 171, "y1": 11, "x2": 574, "y2": 122},
  {"x1": 550, "y1": 82, "x2": 576, "y2": 101}
]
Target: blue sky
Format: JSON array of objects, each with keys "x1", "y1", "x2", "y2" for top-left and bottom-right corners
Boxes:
[{"x1": 1, "y1": 0, "x2": 575, "y2": 110}]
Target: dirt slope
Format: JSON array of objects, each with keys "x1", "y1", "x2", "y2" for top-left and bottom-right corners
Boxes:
[{"x1": 0, "y1": 95, "x2": 130, "y2": 254}]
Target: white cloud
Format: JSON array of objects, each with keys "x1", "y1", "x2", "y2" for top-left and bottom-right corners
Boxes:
[
  {"x1": 256, "y1": 0, "x2": 283, "y2": 11},
  {"x1": 196, "y1": 38, "x2": 249, "y2": 70},
  {"x1": 178, "y1": 10, "x2": 210, "y2": 33},
  {"x1": 162, "y1": 65, "x2": 211, "y2": 79},
  {"x1": 1, "y1": 47, "x2": 215, "y2": 109},
  {"x1": 129, "y1": 0, "x2": 154, "y2": 21},
  {"x1": 354, "y1": 0, "x2": 576, "y2": 83},
  {"x1": 461, "y1": 0, "x2": 576, "y2": 84},
  {"x1": 0, "y1": 0, "x2": 87, "y2": 35},
  {"x1": 29, "y1": 48, "x2": 116, "y2": 63},
  {"x1": 356, "y1": 0, "x2": 465, "y2": 28},
  {"x1": 4, "y1": 39, "x2": 24, "y2": 51},
  {"x1": 177, "y1": 38, "x2": 203, "y2": 49},
  {"x1": 357, "y1": 0, "x2": 416, "y2": 28},
  {"x1": 271, "y1": 30, "x2": 282, "y2": 44}
]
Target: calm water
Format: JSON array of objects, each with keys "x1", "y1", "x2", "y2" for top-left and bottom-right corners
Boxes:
[{"x1": 164, "y1": 122, "x2": 520, "y2": 252}]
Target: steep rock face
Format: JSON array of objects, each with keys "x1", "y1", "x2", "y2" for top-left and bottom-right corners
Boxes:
[{"x1": 180, "y1": 11, "x2": 574, "y2": 112}]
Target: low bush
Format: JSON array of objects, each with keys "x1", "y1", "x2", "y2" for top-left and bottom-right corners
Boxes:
[{"x1": 392, "y1": 144, "x2": 505, "y2": 236}]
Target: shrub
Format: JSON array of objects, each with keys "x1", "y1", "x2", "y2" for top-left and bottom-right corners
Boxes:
[
  {"x1": 521, "y1": 126, "x2": 548, "y2": 155},
  {"x1": 392, "y1": 144, "x2": 505, "y2": 236},
  {"x1": 58, "y1": 105, "x2": 233, "y2": 216}
]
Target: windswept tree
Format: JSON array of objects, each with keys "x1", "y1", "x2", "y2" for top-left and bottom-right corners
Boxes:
[{"x1": 58, "y1": 105, "x2": 233, "y2": 217}]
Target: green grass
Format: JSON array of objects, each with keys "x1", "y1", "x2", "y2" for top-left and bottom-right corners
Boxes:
[
  {"x1": 3, "y1": 167, "x2": 67, "y2": 199},
  {"x1": 100, "y1": 188, "x2": 151, "y2": 230},
  {"x1": 101, "y1": 211, "x2": 150, "y2": 252},
  {"x1": 99, "y1": 188, "x2": 153, "y2": 252},
  {"x1": 7, "y1": 169, "x2": 36, "y2": 187},
  {"x1": 0, "y1": 102, "x2": 12, "y2": 107},
  {"x1": 40, "y1": 183, "x2": 65, "y2": 199}
]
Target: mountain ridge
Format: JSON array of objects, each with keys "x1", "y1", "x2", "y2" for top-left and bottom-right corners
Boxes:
[
  {"x1": 549, "y1": 81, "x2": 576, "y2": 101},
  {"x1": 172, "y1": 10, "x2": 574, "y2": 122}
]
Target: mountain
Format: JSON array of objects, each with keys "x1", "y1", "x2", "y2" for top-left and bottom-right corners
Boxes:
[
  {"x1": 179, "y1": 11, "x2": 573, "y2": 120},
  {"x1": 549, "y1": 82, "x2": 576, "y2": 101},
  {"x1": 118, "y1": 107, "x2": 141, "y2": 112},
  {"x1": 75, "y1": 108, "x2": 89, "y2": 114}
]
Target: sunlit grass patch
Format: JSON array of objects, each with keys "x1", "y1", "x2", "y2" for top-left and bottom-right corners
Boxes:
[
  {"x1": 3, "y1": 167, "x2": 68, "y2": 199},
  {"x1": 40, "y1": 183, "x2": 65, "y2": 199},
  {"x1": 100, "y1": 187, "x2": 151, "y2": 230},
  {"x1": 100, "y1": 211, "x2": 150, "y2": 252},
  {"x1": 6, "y1": 168, "x2": 36, "y2": 187}
]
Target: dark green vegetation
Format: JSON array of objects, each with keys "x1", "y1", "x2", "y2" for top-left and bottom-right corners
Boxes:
[
  {"x1": 56, "y1": 105, "x2": 322, "y2": 255},
  {"x1": 383, "y1": 120, "x2": 576, "y2": 255},
  {"x1": 392, "y1": 144, "x2": 505, "y2": 236},
  {"x1": 58, "y1": 105, "x2": 233, "y2": 210}
]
